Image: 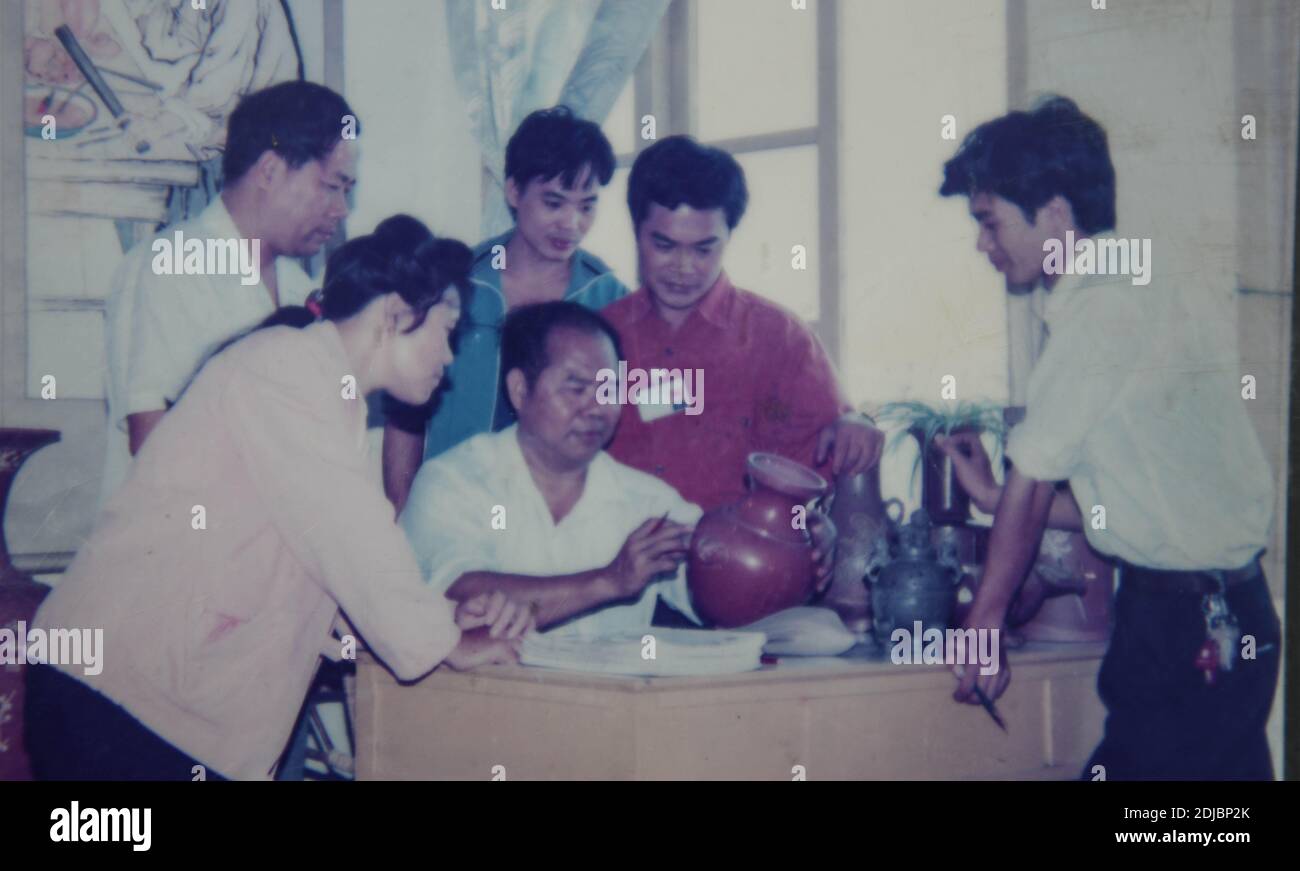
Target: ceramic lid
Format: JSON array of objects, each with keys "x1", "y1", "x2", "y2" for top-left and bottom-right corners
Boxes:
[{"x1": 746, "y1": 452, "x2": 828, "y2": 501}]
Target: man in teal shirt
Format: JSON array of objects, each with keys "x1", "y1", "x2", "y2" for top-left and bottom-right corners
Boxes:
[{"x1": 383, "y1": 107, "x2": 627, "y2": 511}]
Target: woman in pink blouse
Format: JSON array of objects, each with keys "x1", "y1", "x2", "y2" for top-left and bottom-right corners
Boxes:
[{"x1": 27, "y1": 216, "x2": 532, "y2": 780}]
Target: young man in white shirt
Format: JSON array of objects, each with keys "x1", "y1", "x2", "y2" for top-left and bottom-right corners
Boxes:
[
  {"x1": 101, "y1": 80, "x2": 358, "y2": 503},
  {"x1": 399, "y1": 302, "x2": 704, "y2": 635},
  {"x1": 937, "y1": 97, "x2": 1280, "y2": 780}
]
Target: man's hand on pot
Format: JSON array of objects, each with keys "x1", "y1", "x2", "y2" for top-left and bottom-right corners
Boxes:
[{"x1": 815, "y1": 413, "x2": 885, "y2": 477}]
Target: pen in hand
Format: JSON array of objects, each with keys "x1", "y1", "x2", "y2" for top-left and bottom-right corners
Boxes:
[{"x1": 971, "y1": 684, "x2": 1007, "y2": 732}]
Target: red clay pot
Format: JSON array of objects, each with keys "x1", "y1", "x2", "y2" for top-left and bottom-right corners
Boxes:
[
  {"x1": 824, "y1": 467, "x2": 897, "y2": 634},
  {"x1": 687, "y1": 453, "x2": 828, "y2": 628},
  {"x1": 1016, "y1": 530, "x2": 1115, "y2": 642}
]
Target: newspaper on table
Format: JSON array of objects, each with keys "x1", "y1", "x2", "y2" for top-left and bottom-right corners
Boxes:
[{"x1": 520, "y1": 628, "x2": 767, "y2": 676}]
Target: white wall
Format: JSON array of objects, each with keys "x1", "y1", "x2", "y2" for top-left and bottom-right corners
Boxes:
[
  {"x1": 838, "y1": 0, "x2": 1009, "y2": 506},
  {"x1": 1024, "y1": 0, "x2": 1240, "y2": 292},
  {"x1": 343, "y1": 0, "x2": 481, "y2": 245},
  {"x1": 1018, "y1": 0, "x2": 1296, "y2": 779},
  {"x1": 286, "y1": 0, "x2": 326, "y2": 84}
]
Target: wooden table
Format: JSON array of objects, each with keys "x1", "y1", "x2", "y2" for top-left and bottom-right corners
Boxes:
[{"x1": 354, "y1": 641, "x2": 1107, "y2": 780}]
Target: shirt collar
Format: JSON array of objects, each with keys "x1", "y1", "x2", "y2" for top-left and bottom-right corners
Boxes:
[
  {"x1": 312, "y1": 318, "x2": 348, "y2": 359},
  {"x1": 504, "y1": 424, "x2": 535, "y2": 483},
  {"x1": 471, "y1": 229, "x2": 609, "y2": 300},
  {"x1": 1041, "y1": 230, "x2": 1118, "y2": 327},
  {"x1": 310, "y1": 320, "x2": 369, "y2": 443},
  {"x1": 198, "y1": 194, "x2": 245, "y2": 242},
  {"x1": 1042, "y1": 269, "x2": 1086, "y2": 327},
  {"x1": 625, "y1": 271, "x2": 737, "y2": 328},
  {"x1": 693, "y1": 272, "x2": 737, "y2": 328},
  {"x1": 472, "y1": 231, "x2": 512, "y2": 265},
  {"x1": 620, "y1": 287, "x2": 658, "y2": 323},
  {"x1": 503, "y1": 424, "x2": 619, "y2": 519},
  {"x1": 565, "y1": 247, "x2": 609, "y2": 295},
  {"x1": 196, "y1": 195, "x2": 284, "y2": 294}
]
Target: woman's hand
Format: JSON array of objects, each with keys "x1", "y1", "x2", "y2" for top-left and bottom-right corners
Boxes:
[
  {"x1": 454, "y1": 591, "x2": 536, "y2": 639},
  {"x1": 443, "y1": 628, "x2": 525, "y2": 671},
  {"x1": 934, "y1": 432, "x2": 1001, "y2": 514}
]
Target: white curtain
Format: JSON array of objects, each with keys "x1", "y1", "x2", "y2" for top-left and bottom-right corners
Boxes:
[{"x1": 445, "y1": 0, "x2": 670, "y2": 237}]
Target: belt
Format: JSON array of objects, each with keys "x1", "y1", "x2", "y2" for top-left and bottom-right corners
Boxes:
[{"x1": 1120, "y1": 554, "x2": 1264, "y2": 595}]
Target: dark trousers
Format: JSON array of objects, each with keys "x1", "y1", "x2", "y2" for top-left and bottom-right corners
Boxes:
[
  {"x1": 1083, "y1": 570, "x2": 1280, "y2": 780},
  {"x1": 25, "y1": 664, "x2": 228, "y2": 781}
]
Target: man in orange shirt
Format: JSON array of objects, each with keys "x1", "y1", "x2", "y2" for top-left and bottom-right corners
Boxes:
[
  {"x1": 600, "y1": 138, "x2": 884, "y2": 613},
  {"x1": 603, "y1": 136, "x2": 884, "y2": 514}
]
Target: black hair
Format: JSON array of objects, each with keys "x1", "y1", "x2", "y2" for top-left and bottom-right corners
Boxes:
[
  {"x1": 312, "y1": 215, "x2": 472, "y2": 332},
  {"x1": 504, "y1": 106, "x2": 615, "y2": 215},
  {"x1": 626, "y1": 135, "x2": 748, "y2": 231},
  {"x1": 257, "y1": 306, "x2": 318, "y2": 330},
  {"x1": 939, "y1": 96, "x2": 1116, "y2": 235},
  {"x1": 222, "y1": 81, "x2": 357, "y2": 186},
  {"x1": 181, "y1": 218, "x2": 470, "y2": 401},
  {"x1": 501, "y1": 301, "x2": 623, "y2": 390},
  {"x1": 212, "y1": 215, "x2": 471, "y2": 362}
]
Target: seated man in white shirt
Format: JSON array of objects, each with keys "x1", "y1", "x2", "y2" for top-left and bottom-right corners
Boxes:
[
  {"x1": 399, "y1": 302, "x2": 700, "y2": 635},
  {"x1": 101, "y1": 80, "x2": 358, "y2": 503}
]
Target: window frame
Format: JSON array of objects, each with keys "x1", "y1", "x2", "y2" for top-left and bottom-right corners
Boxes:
[{"x1": 608, "y1": 0, "x2": 841, "y2": 365}]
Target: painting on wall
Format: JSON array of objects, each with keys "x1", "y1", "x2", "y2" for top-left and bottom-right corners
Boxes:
[{"x1": 22, "y1": 0, "x2": 307, "y2": 399}]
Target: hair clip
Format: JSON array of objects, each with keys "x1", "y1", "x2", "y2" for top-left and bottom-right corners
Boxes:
[{"x1": 305, "y1": 290, "x2": 324, "y2": 319}]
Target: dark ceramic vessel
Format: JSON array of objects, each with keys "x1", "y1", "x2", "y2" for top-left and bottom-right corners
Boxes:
[
  {"x1": 865, "y1": 507, "x2": 961, "y2": 645},
  {"x1": 910, "y1": 425, "x2": 977, "y2": 525},
  {"x1": 824, "y1": 467, "x2": 900, "y2": 634},
  {"x1": 687, "y1": 453, "x2": 828, "y2": 628}
]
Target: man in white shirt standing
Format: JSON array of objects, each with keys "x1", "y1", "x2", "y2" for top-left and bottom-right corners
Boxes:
[
  {"x1": 399, "y1": 302, "x2": 702, "y2": 636},
  {"x1": 936, "y1": 97, "x2": 1280, "y2": 780},
  {"x1": 101, "y1": 80, "x2": 358, "y2": 502}
]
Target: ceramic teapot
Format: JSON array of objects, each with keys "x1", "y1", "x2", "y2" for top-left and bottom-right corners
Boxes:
[{"x1": 864, "y1": 506, "x2": 961, "y2": 645}]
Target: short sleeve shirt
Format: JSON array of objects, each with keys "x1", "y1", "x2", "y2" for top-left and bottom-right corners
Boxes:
[
  {"x1": 101, "y1": 196, "x2": 313, "y2": 504},
  {"x1": 1005, "y1": 261, "x2": 1273, "y2": 570},
  {"x1": 602, "y1": 273, "x2": 851, "y2": 511},
  {"x1": 399, "y1": 426, "x2": 703, "y2": 635}
]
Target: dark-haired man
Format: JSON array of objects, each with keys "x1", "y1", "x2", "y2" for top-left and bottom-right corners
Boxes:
[
  {"x1": 383, "y1": 106, "x2": 628, "y2": 513},
  {"x1": 601, "y1": 136, "x2": 883, "y2": 576},
  {"x1": 399, "y1": 302, "x2": 700, "y2": 634},
  {"x1": 102, "y1": 80, "x2": 357, "y2": 501},
  {"x1": 936, "y1": 97, "x2": 1278, "y2": 779}
]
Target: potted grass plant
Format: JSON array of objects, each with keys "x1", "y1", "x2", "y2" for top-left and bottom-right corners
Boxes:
[{"x1": 874, "y1": 400, "x2": 1006, "y2": 525}]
